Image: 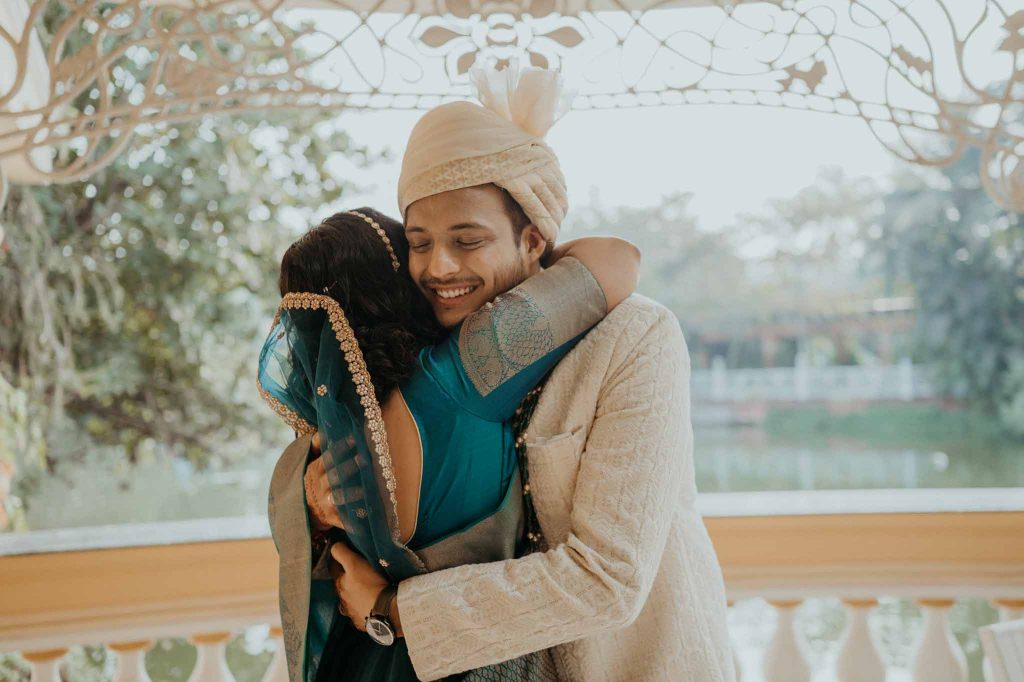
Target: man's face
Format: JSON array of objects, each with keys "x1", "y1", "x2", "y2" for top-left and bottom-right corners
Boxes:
[{"x1": 405, "y1": 184, "x2": 544, "y2": 328}]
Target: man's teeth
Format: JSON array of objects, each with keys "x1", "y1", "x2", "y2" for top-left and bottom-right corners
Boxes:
[{"x1": 435, "y1": 286, "x2": 476, "y2": 299}]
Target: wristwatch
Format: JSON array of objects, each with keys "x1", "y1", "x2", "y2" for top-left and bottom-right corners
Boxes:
[{"x1": 365, "y1": 583, "x2": 399, "y2": 646}]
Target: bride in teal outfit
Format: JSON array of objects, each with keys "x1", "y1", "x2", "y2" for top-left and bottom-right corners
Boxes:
[{"x1": 257, "y1": 207, "x2": 639, "y2": 681}]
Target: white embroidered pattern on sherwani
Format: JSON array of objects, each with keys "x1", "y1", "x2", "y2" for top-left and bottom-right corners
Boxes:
[{"x1": 396, "y1": 295, "x2": 736, "y2": 682}]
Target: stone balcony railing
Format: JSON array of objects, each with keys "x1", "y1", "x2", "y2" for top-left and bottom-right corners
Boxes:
[
  {"x1": 0, "y1": 516, "x2": 285, "y2": 682},
  {"x1": 1, "y1": 489, "x2": 1022, "y2": 682}
]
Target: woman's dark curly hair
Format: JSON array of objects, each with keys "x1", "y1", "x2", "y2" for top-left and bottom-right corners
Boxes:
[{"x1": 278, "y1": 208, "x2": 444, "y2": 400}]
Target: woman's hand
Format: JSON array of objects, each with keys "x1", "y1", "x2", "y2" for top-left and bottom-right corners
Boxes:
[
  {"x1": 545, "y1": 236, "x2": 641, "y2": 311},
  {"x1": 330, "y1": 542, "x2": 402, "y2": 636},
  {"x1": 304, "y1": 438, "x2": 344, "y2": 530}
]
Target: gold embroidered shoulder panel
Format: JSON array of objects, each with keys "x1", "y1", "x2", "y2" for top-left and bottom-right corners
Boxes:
[{"x1": 458, "y1": 257, "x2": 606, "y2": 398}]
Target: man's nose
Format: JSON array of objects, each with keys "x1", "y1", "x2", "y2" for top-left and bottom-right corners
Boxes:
[{"x1": 426, "y1": 246, "x2": 460, "y2": 279}]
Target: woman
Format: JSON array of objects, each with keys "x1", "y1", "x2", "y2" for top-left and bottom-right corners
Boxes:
[{"x1": 258, "y1": 207, "x2": 639, "y2": 681}]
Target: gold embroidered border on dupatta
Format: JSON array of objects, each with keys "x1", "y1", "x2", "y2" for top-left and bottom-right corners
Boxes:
[{"x1": 257, "y1": 291, "x2": 402, "y2": 544}]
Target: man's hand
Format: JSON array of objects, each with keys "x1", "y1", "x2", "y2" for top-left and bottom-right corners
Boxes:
[
  {"x1": 304, "y1": 437, "x2": 343, "y2": 530},
  {"x1": 330, "y1": 542, "x2": 403, "y2": 636}
]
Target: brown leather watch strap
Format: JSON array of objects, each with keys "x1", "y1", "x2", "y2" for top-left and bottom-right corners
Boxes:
[{"x1": 371, "y1": 583, "x2": 399, "y2": 620}]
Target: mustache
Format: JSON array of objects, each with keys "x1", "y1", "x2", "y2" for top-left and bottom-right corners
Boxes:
[{"x1": 419, "y1": 277, "x2": 483, "y2": 289}]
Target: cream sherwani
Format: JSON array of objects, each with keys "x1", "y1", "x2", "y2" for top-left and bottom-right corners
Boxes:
[{"x1": 396, "y1": 294, "x2": 735, "y2": 682}]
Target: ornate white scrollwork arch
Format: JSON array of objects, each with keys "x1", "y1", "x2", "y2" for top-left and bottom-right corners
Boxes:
[{"x1": 0, "y1": 0, "x2": 1021, "y2": 209}]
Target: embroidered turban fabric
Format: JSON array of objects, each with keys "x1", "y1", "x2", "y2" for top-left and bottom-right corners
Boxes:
[{"x1": 398, "y1": 66, "x2": 574, "y2": 243}]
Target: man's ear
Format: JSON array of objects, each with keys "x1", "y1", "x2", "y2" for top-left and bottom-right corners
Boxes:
[{"x1": 522, "y1": 224, "x2": 547, "y2": 264}]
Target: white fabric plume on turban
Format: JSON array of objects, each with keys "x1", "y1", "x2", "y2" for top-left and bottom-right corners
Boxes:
[{"x1": 398, "y1": 66, "x2": 574, "y2": 243}]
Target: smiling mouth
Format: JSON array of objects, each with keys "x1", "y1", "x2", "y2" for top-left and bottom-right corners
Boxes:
[{"x1": 428, "y1": 284, "x2": 480, "y2": 305}]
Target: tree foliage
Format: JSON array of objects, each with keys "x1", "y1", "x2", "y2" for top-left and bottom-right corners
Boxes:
[
  {"x1": 1, "y1": 4, "x2": 377, "y2": 511},
  {"x1": 876, "y1": 147, "x2": 1024, "y2": 433},
  {"x1": 566, "y1": 193, "x2": 754, "y2": 317},
  {"x1": 734, "y1": 167, "x2": 897, "y2": 304},
  {"x1": 0, "y1": 110, "x2": 370, "y2": 496},
  {"x1": 566, "y1": 157, "x2": 1023, "y2": 433}
]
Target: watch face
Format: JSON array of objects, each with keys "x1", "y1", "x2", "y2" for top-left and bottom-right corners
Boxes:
[{"x1": 366, "y1": 616, "x2": 396, "y2": 646}]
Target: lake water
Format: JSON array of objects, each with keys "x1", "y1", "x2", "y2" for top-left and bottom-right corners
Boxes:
[
  {"x1": 8, "y1": 420, "x2": 1024, "y2": 533},
  {"x1": 694, "y1": 425, "x2": 1024, "y2": 493}
]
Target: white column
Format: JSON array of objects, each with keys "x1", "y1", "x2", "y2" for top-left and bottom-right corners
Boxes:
[
  {"x1": 794, "y1": 353, "x2": 810, "y2": 401},
  {"x1": 898, "y1": 357, "x2": 914, "y2": 401},
  {"x1": 0, "y1": 0, "x2": 54, "y2": 187},
  {"x1": 262, "y1": 626, "x2": 289, "y2": 682},
  {"x1": 189, "y1": 632, "x2": 236, "y2": 682},
  {"x1": 711, "y1": 356, "x2": 727, "y2": 402},
  {"x1": 837, "y1": 599, "x2": 886, "y2": 682},
  {"x1": 109, "y1": 640, "x2": 153, "y2": 682},
  {"x1": 764, "y1": 600, "x2": 811, "y2": 682},
  {"x1": 911, "y1": 599, "x2": 966, "y2": 682},
  {"x1": 22, "y1": 648, "x2": 66, "y2": 682}
]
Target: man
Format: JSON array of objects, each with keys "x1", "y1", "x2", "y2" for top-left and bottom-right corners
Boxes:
[{"x1": 273, "y1": 67, "x2": 734, "y2": 681}]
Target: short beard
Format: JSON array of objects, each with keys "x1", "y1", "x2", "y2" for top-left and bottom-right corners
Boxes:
[{"x1": 489, "y1": 256, "x2": 529, "y2": 301}]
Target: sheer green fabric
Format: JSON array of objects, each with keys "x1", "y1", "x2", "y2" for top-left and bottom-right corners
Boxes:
[
  {"x1": 258, "y1": 293, "x2": 425, "y2": 579},
  {"x1": 258, "y1": 293, "x2": 428, "y2": 680}
]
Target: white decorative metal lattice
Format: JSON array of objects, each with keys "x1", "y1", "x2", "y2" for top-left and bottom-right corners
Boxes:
[{"x1": 0, "y1": 0, "x2": 1021, "y2": 209}]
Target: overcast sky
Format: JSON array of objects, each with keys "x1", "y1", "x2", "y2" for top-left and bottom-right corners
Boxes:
[
  {"x1": 333, "y1": 102, "x2": 900, "y2": 231},
  {"x1": 290, "y1": 0, "x2": 1014, "y2": 232}
]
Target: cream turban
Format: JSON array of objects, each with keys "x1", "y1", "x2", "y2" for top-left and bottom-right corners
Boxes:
[{"x1": 398, "y1": 67, "x2": 574, "y2": 243}]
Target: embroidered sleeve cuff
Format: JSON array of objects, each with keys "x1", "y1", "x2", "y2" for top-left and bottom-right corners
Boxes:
[{"x1": 457, "y1": 256, "x2": 607, "y2": 398}]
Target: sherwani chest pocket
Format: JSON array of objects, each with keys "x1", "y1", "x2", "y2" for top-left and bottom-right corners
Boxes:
[{"x1": 524, "y1": 426, "x2": 587, "y2": 543}]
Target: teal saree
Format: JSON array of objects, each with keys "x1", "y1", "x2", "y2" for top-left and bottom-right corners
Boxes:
[{"x1": 259, "y1": 257, "x2": 606, "y2": 681}]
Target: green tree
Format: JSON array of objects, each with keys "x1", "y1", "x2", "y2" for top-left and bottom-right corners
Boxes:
[
  {"x1": 0, "y1": 5, "x2": 378, "y2": 521},
  {"x1": 1, "y1": 109, "x2": 370, "y2": 506},
  {"x1": 565, "y1": 176, "x2": 900, "y2": 367},
  {"x1": 566, "y1": 192, "x2": 755, "y2": 318},
  {"x1": 733, "y1": 166, "x2": 897, "y2": 308},
  {"x1": 875, "y1": 147, "x2": 1024, "y2": 434}
]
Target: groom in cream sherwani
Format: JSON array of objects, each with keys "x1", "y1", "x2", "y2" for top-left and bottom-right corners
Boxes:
[{"x1": 278, "y1": 68, "x2": 735, "y2": 682}]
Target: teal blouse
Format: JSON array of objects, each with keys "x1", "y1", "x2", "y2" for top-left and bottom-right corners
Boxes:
[
  {"x1": 310, "y1": 257, "x2": 608, "y2": 682},
  {"x1": 404, "y1": 327, "x2": 585, "y2": 550}
]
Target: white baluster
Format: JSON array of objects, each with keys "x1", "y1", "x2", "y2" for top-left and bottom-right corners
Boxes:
[
  {"x1": 109, "y1": 640, "x2": 152, "y2": 682},
  {"x1": 764, "y1": 600, "x2": 811, "y2": 682},
  {"x1": 837, "y1": 599, "x2": 886, "y2": 682},
  {"x1": 262, "y1": 626, "x2": 289, "y2": 682},
  {"x1": 984, "y1": 600, "x2": 1024, "y2": 682},
  {"x1": 189, "y1": 632, "x2": 236, "y2": 682},
  {"x1": 911, "y1": 599, "x2": 966, "y2": 682},
  {"x1": 993, "y1": 598, "x2": 1024, "y2": 622},
  {"x1": 22, "y1": 648, "x2": 66, "y2": 682}
]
